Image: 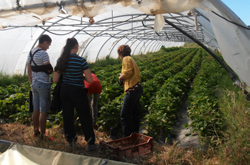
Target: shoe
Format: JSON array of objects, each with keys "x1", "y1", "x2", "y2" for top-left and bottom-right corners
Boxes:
[
  {"x1": 68, "y1": 136, "x2": 78, "y2": 147},
  {"x1": 39, "y1": 136, "x2": 55, "y2": 141},
  {"x1": 33, "y1": 132, "x2": 41, "y2": 137},
  {"x1": 69, "y1": 141, "x2": 76, "y2": 147},
  {"x1": 93, "y1": 124, "x2": 98, "y2": 130},
  {"x1": 88, "y1": 144, "x2": 99, "y2": 151}
]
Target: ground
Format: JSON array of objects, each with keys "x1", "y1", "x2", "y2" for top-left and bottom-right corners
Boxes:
[{"x1": 0, "y1": 122, "x2": 165, "y2": 164}]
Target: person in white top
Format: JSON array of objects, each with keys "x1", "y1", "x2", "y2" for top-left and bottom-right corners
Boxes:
[{"x1": 27, "y1": 34, "x2": 53, "y2": 140}]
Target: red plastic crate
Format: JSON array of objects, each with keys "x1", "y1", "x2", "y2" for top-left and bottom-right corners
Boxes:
[{"x1": 100, "y1": 133, "x2": 153, "y2": 160}]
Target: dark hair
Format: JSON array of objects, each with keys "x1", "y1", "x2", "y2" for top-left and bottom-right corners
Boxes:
[
  {"x1": 117, "y1": 45, "x2": 131, "y2": 57},
  {"x1": 38, "y1": 34, "x2": 52, "y2": 44},
  {"x1": 55, "y1": 38, "x2": 78, "y2": 72}
]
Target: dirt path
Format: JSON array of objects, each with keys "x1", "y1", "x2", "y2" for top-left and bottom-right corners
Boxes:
[
  {"x1": 171, "y1": 94, "x2": 201, "y2": 148},
  {"x1": 138, "y1": 94, "x2": 201, "y2": 149}
]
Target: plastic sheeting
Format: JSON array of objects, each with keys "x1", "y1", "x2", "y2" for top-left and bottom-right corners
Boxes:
[
  {"x1": 0, "y1": 7, "x2": 186, "y2": 75},
  {"x1": 204, "y1": 2, "x2": 250, "y2": 91},
  {"x1": 0, "y1": 142, "x2": 134, "y2": 165},
  {"x1": 0, "y1": 0, "x2": 249, "y2": 90}
]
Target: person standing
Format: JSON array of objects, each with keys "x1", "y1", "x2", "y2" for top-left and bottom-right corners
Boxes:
[
  {"x1": 27, "y1": 34, "x2": 53, "y2": 139},
  {"x1": 84, "y1": 73, "x2": 102, "y2": 129},
  {"x1": 117, "y1": 45, "x2": 143, "y2": 137},
  {"x1": 53, "y1": 38, "x2": 98, "y2": 150}
]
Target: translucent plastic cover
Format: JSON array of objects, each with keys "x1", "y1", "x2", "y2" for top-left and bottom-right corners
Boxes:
[{"x1": 0, "y1": 0, "x2": 249, "y2": 89}]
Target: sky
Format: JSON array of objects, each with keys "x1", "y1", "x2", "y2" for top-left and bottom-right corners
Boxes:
[{"x1": 221, "y1": 0, "x2": 250, "y2": 26}]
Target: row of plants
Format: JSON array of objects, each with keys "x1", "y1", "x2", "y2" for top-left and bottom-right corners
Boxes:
[
  {"x1": 187, "y1": 52, "x2": 226, "y2": 144},
  {"x1": 144, "y1": 49, "x2": 202, "y2": 138},
  {"x1": 0, "y1": 46, "x2": 183, "y2": 127},
  {"x1": 0, "y1": 46, "x2": 247, "y2": 164},
  {"x1": 0, "y1": 46, "x2": 229, "y2": 145},
  {"x1": 93, "y1": 47, "x2": 188, "y2": 110},
  {"x1": 97, "y1": 48, "x2": 199, "y2": 132},
  {"x1": 141, "y1": 48, "x2": 196, "y2": 107},
  {"x1": 94, "y1": 47, "x2": 186, "y2": 105}
]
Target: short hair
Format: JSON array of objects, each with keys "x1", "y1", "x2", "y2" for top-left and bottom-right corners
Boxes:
[
  {"x1": 117, "y1": 45, "x2": 131, "y2": 57},
  {"x1": 38, "y1": 34, "x2": 52, "y2": 44}
]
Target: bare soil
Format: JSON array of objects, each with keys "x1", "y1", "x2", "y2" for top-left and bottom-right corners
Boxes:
[{"x1": 0, "y1": 122, "x2": 165, "y2": 164}]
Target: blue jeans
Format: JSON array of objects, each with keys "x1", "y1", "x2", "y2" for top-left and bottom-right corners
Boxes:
[
  {"x1": 121, "y1": 86, "x2": 143, "y2": 137},
  {"x1": 31, "y1": 80, "x2": 51, "y2": 113}
]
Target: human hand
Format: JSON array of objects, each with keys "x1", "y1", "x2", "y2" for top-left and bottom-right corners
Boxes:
[
  {"x1": 118, "y1": 73, "x2": 124, "y2": 86},
  {"x1": 119, "y1": 73, "x2": 123, "y2": 80}
]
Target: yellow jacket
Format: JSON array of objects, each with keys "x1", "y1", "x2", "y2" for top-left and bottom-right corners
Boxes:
[{"x1": 122, "y1": 56, "x2": 141, "y2": 92}]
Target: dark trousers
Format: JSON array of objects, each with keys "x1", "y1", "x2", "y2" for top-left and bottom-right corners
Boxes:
[
  {"x1": 60, "y1": 83, "x2": 95, "y2": 144},
  {"x1": 121, "y1": 86, "x2": 143, "y2": 137}
]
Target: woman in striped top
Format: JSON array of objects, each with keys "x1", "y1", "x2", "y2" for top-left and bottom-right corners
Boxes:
[{"x1": 53, "y1": 38, "x2": 98, "y2": 150}]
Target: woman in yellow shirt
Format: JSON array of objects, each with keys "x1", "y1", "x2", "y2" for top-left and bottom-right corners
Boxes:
[{"x1": 118, "y1": 45, "x2": 143, "y2": 137}]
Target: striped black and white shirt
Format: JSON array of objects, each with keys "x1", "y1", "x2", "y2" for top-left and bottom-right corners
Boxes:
[
  {"x1": 27, "y1": 47, "x2": 51, "y2": 83},
  {"x1": 62, "y1": 54, "x2": 89, "y2": 87}
]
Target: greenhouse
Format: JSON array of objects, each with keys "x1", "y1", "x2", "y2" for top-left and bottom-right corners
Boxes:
[
  {"x1": 0, "y1": 0, "x2": 249, "y2": 164},
  {"x1": 0, "y1": 0, "x2": 249, "y2": 90}
]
